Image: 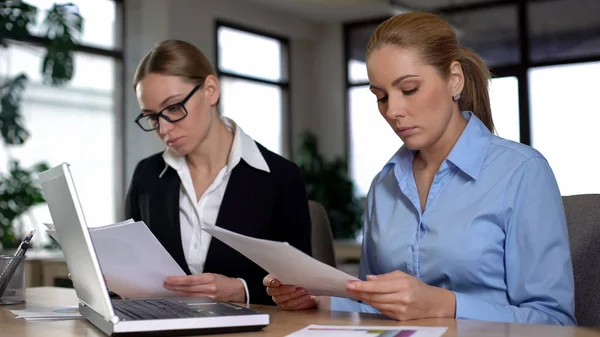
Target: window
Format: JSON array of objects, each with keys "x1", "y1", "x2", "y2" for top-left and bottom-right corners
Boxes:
[
  {"x1": 348, "y1": 86, "x2": 403, "y2": 196},
  {"x1": 529, "y1": 61, "x2": 600, "y2": 195},
  {"x1": 23, "y1": 0, "x2": 119, "y2": 50},
  {"x1": 440, "y1": 5, "x2": 520, "y2": 67},
  {"x1": 489, "y1": 76, "x2": 520, "y2": 143},
  {"x1": 346, "y1": 23, "x2": 377, "y2": 85},
  {"x1": 216, "y1": 24, "x2": 289, "y2": 156},
  {"x1": 528, "y1": 0, "x2": 600, "y2": 63},
  {"x1": 0, "y1": 0, "x2": 122, "y2": 246}
]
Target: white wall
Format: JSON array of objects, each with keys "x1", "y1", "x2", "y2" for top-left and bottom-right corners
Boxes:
[{"x1": 122, "y1": 0, "x2": 348, "y2": 210}]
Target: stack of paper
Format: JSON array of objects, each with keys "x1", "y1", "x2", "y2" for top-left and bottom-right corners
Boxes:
[
  {"x1": 10, "y1": 305, "x2": 82, "y2": 322},
  {"x1": 285, "y1": 325, "x2": 448, "y2": 337},
  {"x1": 44, "y1": 219, "x2": 186, "y2": 299}
]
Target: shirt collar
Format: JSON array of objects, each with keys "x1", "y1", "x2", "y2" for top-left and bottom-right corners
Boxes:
[
  {"x1": 445, "y1": 111, "x2": 492, "y2": 180},
  {"x1": 378, "y1": 111, "x2": 492, "y2": 183},
  {"x1": 159, "y1": 116, "x2": 270, "y2": 178}
]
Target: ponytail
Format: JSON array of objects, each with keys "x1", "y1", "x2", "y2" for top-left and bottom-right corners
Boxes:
[{"x1": 457, "y1": 47, "x2": 494, "y2": 133}]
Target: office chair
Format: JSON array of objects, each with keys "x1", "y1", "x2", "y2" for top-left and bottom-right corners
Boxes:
[
  {"x1": 562, "y1": 194, "x2": 600, "y2": 326},
  {"x1": 308, "y1": 200, "x2": 337, "y2": 268}
]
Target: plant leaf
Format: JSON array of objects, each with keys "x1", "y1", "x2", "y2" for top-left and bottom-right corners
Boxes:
[
  {"x1": 0, "y1": 73, "x2": 29, "y2": 145},
  {"x1": 295, "y1": 131, "x2": 363, "y2": 239},
  {"x1": 41, "y1": 3, "x2": 83, "y2": 85},
  {"x1": 0, "y1": 159, "x2": 49, "y2": 248},
  {"x1": 0, "y1": 0, "x2": 37, "y2": 47}
]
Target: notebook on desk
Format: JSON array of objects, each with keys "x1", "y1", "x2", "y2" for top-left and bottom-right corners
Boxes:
[{"x1": 37, "y1": 162, "x2": 269, "y2": 336}]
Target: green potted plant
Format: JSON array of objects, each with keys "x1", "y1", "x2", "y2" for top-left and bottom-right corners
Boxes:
[
  {"x1": 295, "y1": 131, "x2": 363, "y2": 240},
  {"x1": 0, "y1": 1, "x2": 83, "y2": 252}
]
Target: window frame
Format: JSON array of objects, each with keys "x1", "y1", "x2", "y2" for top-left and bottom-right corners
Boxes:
[{"x1": 214, "y1": 19, "x2": 292, "y2": 158}]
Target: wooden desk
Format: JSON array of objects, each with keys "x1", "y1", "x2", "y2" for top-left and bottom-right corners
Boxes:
[{"x1": 2, "y1": 287, "x2": 600, "y2": 337}]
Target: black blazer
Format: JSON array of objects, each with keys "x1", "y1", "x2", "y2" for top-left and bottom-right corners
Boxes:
[{"x1": 124, "y1": 143, "x2": 312, "y2": 305}]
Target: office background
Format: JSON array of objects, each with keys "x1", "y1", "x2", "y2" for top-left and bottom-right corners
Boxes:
[{"x1": 1, "y1": 0, "x2": 599, "y2": 251}]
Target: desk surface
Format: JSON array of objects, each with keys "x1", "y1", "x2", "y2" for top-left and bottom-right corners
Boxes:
[{"x1": 1, "y1": 287, "x2": 599, "y2": 337}]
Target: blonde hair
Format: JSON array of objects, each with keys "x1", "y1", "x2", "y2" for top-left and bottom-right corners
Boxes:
[
  {"x1": 133, "y1": 39, "x2": 215, "y2": 91},
  {"x1": 367, "y1": 12, "x2": 494, "y2": 132}
]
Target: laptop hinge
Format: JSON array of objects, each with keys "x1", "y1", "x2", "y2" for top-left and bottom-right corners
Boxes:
[{"x1": 79, "y1": 300, "x2": 120, "y2": 324}]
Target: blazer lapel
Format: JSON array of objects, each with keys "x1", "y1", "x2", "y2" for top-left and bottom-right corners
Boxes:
[
  {"x1": 156, "y1": 169, "x2": 191, "y2": 275},
  {"x1": 213, "y1": 162, "x2": 261, "y2": 234}
]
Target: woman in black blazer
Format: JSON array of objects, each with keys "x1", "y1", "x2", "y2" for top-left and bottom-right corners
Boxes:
[{"x1": 125, "y1": 39, "x2": 312, "y2": 305}]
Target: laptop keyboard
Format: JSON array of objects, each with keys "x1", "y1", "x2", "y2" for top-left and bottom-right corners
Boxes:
[{"x1": 112, "y1": 298, "x2": 219, "y2": 321}]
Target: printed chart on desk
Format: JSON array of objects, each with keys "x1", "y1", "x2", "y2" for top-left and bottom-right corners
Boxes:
[{"x1": 286, "y1": 325, "x2": 447, "y2": 337}]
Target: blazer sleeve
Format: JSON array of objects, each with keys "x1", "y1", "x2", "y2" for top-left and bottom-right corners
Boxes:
[
  {"x1": 246, "y1": 164, "x2": 313, "y2": 305},
  {"x1": 124, "y1": 162, "x2": 142, "y2": 222}
]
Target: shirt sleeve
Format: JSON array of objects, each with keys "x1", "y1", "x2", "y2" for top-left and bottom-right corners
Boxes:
[
  {"x1": 454, "y1": 156, "x2": 576, "y2": 326},
  {"x1": 238, "y1": 278, "x2": 250, "y2": 305}
]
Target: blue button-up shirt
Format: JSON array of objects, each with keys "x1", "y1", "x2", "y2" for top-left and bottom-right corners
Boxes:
[{"x1": 331, "y1": 112, "x2": 576, "y2": 326}]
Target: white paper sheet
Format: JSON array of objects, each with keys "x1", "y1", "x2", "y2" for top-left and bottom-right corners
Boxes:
[
  {"x1": 10, "y1": 305, "x2": 82, "y2": 321},
  {"x1": 285, "y1": 325, "x2": 448, "y2": 337},
  {"x1": 90, "y1": 221, "x2": 186, "y2": 298},
  {"x1": 203, "y1": 226, "x2": 359, "y2": 298},
  {"x1": 46, "y1": 220, "x2": 186, "y2": 299}
]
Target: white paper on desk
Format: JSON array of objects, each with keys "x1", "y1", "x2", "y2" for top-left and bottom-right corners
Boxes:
[
  {"x1": 203, "y1": 226, "x2": 359, "y2": 298},
  {"x1": 10, "y1": 305, "x2": 82, "y2": 320},
  {"x1": 46, "y1": 220, "x2": 186, "y2": 299},
  {"x1": 24, "y1": 317, "x2": 84, "y2": 321},
  {"x1": 285, "y1": 324, "x2": 448, "y2": 337}
]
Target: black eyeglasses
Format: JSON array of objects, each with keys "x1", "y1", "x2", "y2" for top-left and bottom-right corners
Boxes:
[{"x1": 135, "y1": 84, "x2": 202, "y2": 131}]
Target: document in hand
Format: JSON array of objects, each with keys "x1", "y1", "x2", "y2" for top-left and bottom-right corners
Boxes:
[
  {"x1": 202, "y1": 226, "x2": 359, "y2": 298},
  {"x1": 45, "y1": 219, "x2": 186, "y2": 299}
]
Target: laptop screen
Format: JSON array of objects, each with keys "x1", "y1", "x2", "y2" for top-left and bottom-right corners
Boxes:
[{"x1": 38, "y1": 163, "x2": 116, "y2": 322}]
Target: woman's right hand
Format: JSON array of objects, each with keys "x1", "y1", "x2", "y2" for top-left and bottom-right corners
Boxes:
[{"x1": 263, "y1": 274, "x2": 319, "y2": 310}]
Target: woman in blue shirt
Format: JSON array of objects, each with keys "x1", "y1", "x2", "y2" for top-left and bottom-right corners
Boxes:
[{"x1": 263, "y1": 11, "x2": 576, "y2": 326}]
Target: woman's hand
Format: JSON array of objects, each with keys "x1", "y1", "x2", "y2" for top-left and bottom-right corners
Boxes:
[
  {"x1": 263, "y1": 274, "x2": 325, "y2": 310},
  {"x1": 346, "y1": 270, "x2": 456, "y2": 321},
  {"x1": 163, "y1": 273, "x2": 246, "y2": 303}
]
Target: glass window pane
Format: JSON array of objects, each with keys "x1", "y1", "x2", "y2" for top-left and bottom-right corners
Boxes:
[
  {"x1": 220, "y1": 77, "x2": 282, "y2": 155},
  {"x1": 489, "y1": 76, "x2": 520, "y2": 143},
  {"x1": 347, "y1": 23, "x2": 378, "y2": 85},
  {"x1": 25, "y1": 0, "x2": 118, "y2": 50},
  {"x1": 348, "y1": 86, "x2": 403, "y2": 196},
  {"x1": 348, "y1": 59, "x2": 368, "y2": 84},
  {"x1": 0, "y1": 44, "x2": 117, "y2": 245},
  {"x1": 529, "y1": 0, "x2": 600, "y2": 63},
  {"x1": 440, "y1": 5, "x2": 519, "y2": 67},
  {"x1": 529, "y1": 61, "x2": 600, "y2": 195},
  {"x1": 218, "y1": 26, "x2": 283, "y2": 82}
]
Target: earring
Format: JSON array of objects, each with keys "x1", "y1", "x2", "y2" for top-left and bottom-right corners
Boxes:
[{"x1": 452, "y1": 94, "x2": 461, "y2": 101}]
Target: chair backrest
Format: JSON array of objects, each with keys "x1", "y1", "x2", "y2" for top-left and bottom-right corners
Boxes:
[
  {"x1": 308, "y1": 200, "x2": 336, "y2": 268},
  {"x1": 562, "y1": 194, "x2": 600, "y2": 326}
]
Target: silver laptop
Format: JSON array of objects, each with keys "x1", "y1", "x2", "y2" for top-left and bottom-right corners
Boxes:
[{"x1": 37, "y1": 163, "x2": 269, "y2": 336}]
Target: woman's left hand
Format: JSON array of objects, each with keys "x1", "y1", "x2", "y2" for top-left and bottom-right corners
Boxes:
[
  {"x1": 163, "y1": 273, "x2": 246, "y2": 303},
  {"x1": 346, "y1": 270, "x2": 456, "y2": 321}
]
